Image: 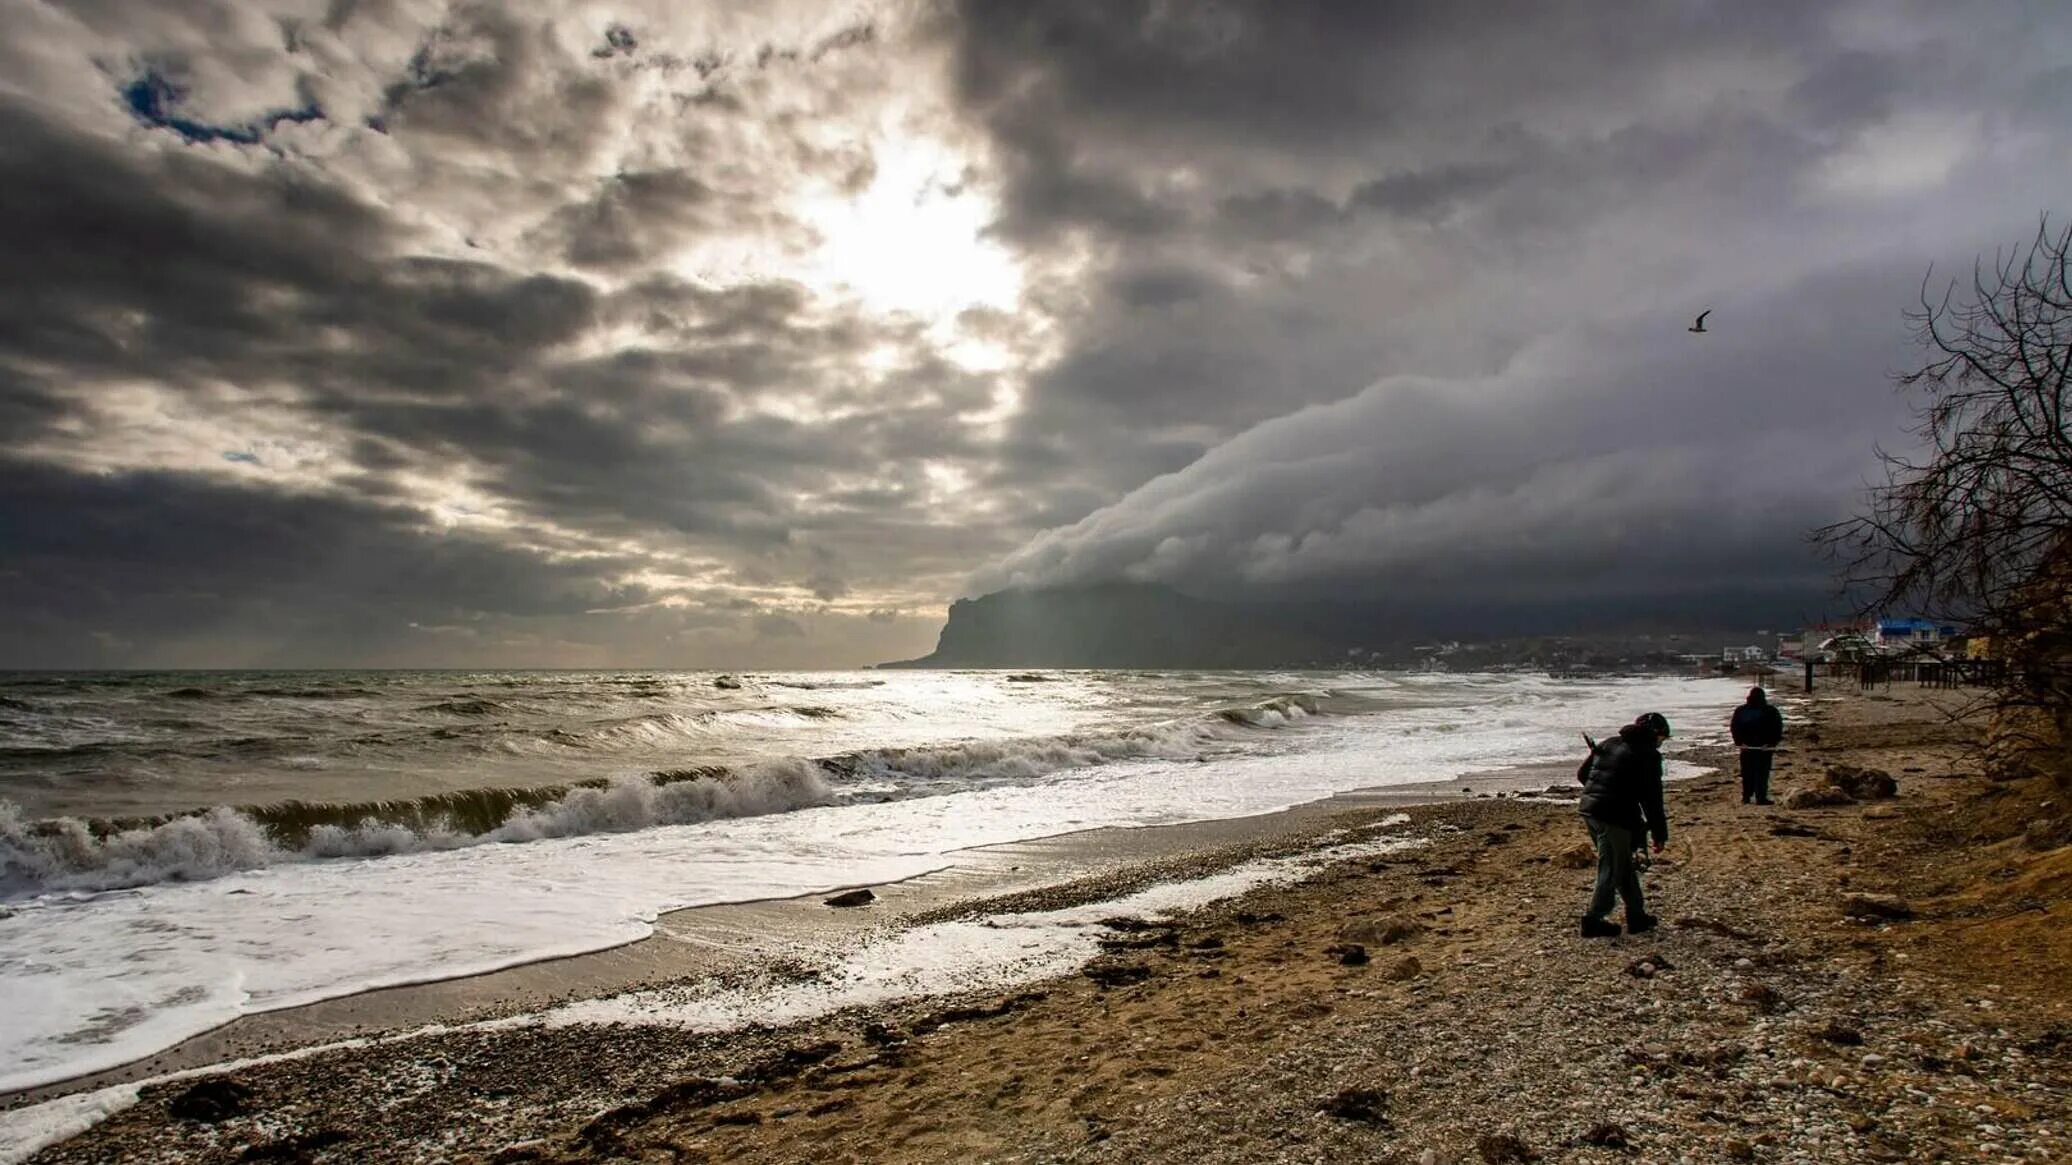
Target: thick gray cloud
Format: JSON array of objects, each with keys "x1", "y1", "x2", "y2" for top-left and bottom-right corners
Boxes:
[
  {"x1": 0, "y1": 1, "x2": 1017, "y2": 665},
  {"x1": 943, "y1": 0, "x2": 2072, "y2": 615},
  {"x1": 0, "y1": 0, "x2": 2066, "y2": 665}
]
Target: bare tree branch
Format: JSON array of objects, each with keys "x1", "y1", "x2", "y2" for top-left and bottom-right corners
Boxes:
[{"x1": 1814, "y1": 215, "x2": 2072, "y2": 782}]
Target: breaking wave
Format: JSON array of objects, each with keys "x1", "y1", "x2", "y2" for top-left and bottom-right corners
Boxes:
[
  {"x1": 1217, "y1": 693, "x2": 1320, "y2": 728},
  {"x1": 829, "y1": 692, "x2": 1320, "y2": 784},
  {"x1": 418, "y1": 698, "x2": 507, "y2": 716},
  {"x1": 0, "y1": 760, "x2": 834, "y2": 897},
  {"x1": 0, "y1": 689, "x2": 1326, "y2": 897}
]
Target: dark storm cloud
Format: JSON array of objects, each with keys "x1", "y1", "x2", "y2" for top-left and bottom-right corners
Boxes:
[
  {"x1": 0, "y1": 457, "x2": 652, "y2": 667},
  {"x1": 978, "y1": 260, "x2": 1915, "y2": 604},
  {"x1": 547, "y1": 168, "x2": 719, "y2": 271},
  {"x1": 942, "y1": 0, "x2": 2072, "y2": 619},
  {"x1": 1346, "y1": 162, "x2": 1516, "y2": 222},
  {"x1": 4, "y1": 0, "x2": 2068, "y2": 664},
  {"x1": 0, "y1": 96, "x2": 603, "y2": 410},
  {"x1": 0, "y1": 99, "x2": 386, "y2": 380}
]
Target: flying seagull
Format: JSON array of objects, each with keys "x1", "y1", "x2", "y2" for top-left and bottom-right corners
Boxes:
[{"x1": 1688, "y1": 309, "x2": 1711, "y2": 334}]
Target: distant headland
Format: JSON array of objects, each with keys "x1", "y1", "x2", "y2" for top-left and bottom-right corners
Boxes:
[{"x1": 878, "y1": 581, "x2": 1823, "y2": 670}]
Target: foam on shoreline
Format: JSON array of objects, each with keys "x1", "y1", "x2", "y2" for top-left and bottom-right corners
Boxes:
[{"x1": 0, "y1": 823, "x2": 1424, "y2": 1165}]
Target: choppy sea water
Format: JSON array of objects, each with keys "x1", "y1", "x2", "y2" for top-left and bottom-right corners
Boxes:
[{"x1": 0, "y1": 668, "x2": 1743, "y2": 1093}]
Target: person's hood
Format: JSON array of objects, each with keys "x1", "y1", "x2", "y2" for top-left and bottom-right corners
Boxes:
[
  {"x1": 1746, "y1": 688, "x2": 1768, "y2": 704},
  {"x1": 1617, "y1": 722, "x2": 1661, "y2": 749}
]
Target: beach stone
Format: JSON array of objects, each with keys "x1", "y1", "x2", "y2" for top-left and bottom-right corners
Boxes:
[
  {"x1": 1556, "y1": 842, "x2": 1597, "y2": 869},
  {"x1": 1475, "y1": 1132, "x2": 1539, "y2": 1162},
  {"x1": 1826, "y1": 764, "x2": 1898, "y2": 800},
  {"x1": 1330, "y1": 942, "x2": 1371, "y2": 966},
  {"x1": 1841, "y1": 893, "x2": 1914, "y2": 921},
  {"x1": 861, "y1": 1022, "x2": 908, "y2": 1046},
  {"x1": 1386, "y1": 955, "x2": 1425, "y2": 981},
  {"x1": 823, "y1": 888, "x2": 875, "y2": 908},
  {"x1": 1321, "y1": 1086, "x2": 1390, "y2": 1124},
  {"x1": 1341, "y1": 915, "x2": 1425, "y2": 946},
  {"x1": 1783, "y1": 787, "x2": 1854, "y2": 809},
  {"x1": 1582, "y1": 1122, "x2": 1631, "y2": 1149},
  {"x1": 1099, "y1": 925, "x2": 1180, "y2": 952},
  {"x1": 1817, "y1": 1021, "x2": 1864, "y2": 1046},
  {"x1": 1082, "y1": 960, "x2": 1152, "y2": 989},
  {"x1": 1740, "y1": 982, "x2": 1784, "y2": 1012},
  {"x1": 167, "y1": 1077, "x2": 254, "y2": 1123}
]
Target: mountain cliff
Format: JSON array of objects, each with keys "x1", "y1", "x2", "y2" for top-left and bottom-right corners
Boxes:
[{"x1": 878, "y1": 583, "x2": 1336, "y2": 669}]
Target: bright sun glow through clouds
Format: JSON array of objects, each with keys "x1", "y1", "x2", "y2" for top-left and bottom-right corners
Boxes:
[{"x1": 792, "y1": 132, "x2": 1022, "y2": 325}]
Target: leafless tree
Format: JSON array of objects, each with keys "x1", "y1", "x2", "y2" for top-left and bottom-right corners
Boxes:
[{"x1": 1817, "y1": 218, "x2": 2072, "y2": 779}]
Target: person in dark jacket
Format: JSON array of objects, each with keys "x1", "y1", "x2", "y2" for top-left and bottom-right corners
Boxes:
[
  {"x1": 1730, "y1": 687, "x2": 1785, "y2": 804},
  {"x1": 1577, "y1": 712, "x2": 1671, "y2": 937}
]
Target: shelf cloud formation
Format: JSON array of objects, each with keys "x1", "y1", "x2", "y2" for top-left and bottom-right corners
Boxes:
[{"x1": 2, "y1": 0, "x2": 2067, "y2": 665}]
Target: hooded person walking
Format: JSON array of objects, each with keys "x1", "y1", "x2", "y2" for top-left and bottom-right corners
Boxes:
[
  {"x1": 1577, "y1": 712, "x2": 1671, "y2": 938},
  {"x1": 1730, "y1": 687, "x2": 1785, "y2": 804}
]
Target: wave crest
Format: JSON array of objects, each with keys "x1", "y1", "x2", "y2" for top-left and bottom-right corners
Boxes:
[
  {"x1": 0, "y1": 762, "x2": 834, "y2": 897},
  {"x1": 0, "y1": 688, "x2": 1329, "y2": 896}
]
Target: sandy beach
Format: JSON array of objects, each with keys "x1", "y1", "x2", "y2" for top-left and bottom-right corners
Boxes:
[{"x1": 10, "y1": 683, "x2": 2071, "y2": 1163}]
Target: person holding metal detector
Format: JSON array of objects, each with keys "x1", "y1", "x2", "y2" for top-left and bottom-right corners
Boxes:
[
  {"x1": 1730, "y1": 687, "x2": 1785, "y2": 804},
  {"x1": 1575, "y1": 712, "x2": 1671, "y2": 938}
]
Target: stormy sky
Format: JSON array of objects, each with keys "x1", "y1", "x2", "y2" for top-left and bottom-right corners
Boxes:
[{"x1": 1, "y1": 1, "x2": 2066, "y2": 667}]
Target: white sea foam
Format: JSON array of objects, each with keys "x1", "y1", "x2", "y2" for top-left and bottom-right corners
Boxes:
[
  {"x1": 0, "y1": 803, "x2": 279, "y2": 894},
  {"x1": 0, "y1": 673, "x2": 1745, "y2": 1095},
  {"x1": 0, "y1": 1081, "x2": 146, "y2": 1165},
  {"x1": 544, "y1": 831, "x2": 1428, "y2": 1033},
  {"x1": 0, "y1": 828, "x2": 1423, "y2": 1163}
]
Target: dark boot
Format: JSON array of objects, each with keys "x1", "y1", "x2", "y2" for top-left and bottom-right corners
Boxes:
[
  {"x1": 1581, "y1": 915, "x2": 1622, "y2": 938},
  {"x1": 1626, "y1": 912, "x2": 1659, "y2": 935}
]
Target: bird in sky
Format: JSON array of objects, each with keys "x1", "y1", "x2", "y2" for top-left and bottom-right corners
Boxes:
[{"x1": 1689, "y1": 309, "x2": 1711, "y2": 334}]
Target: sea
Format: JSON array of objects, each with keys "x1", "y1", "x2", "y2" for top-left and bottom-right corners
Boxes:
[{"x1": 0, "y1": 668, "x2": 1744, "y2": 1095}]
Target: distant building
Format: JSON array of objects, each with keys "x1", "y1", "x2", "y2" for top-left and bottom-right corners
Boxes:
[
  {"x1": 1817, "y1": 631, "x2": 1876, "y2": 662},
  {"x1": 1874, "y1": 618, "x2": 1959, "y2": 649},
  {"x1": 1723, "y1": 645, "x2": 1769, "y2": 664}
]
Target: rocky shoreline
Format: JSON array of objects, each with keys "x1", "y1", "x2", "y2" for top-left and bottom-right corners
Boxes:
[{"x1": 15, "y1": 686, "x2": 2072, "y2": 1163}]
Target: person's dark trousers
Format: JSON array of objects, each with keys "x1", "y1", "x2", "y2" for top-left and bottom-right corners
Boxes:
[
  {"x1": 1585, "y1": 818, "x2": 1646, "y2": 923},
  {"x1": 1739, "y1": 749, "x2": 1775, "y2": 803}
]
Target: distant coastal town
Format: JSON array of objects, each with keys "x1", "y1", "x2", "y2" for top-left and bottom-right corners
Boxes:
[{"x1": 1402, "y1": 616, "x2": 1974, "y2": 679}]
